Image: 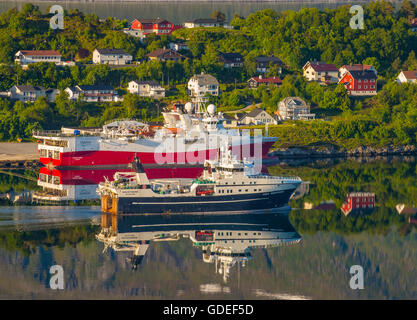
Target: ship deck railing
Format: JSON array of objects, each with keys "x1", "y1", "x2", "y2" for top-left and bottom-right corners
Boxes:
[
  {"x1": 246, "y1": 174, "x2": 302, "y2": 181},
  {"x1": 33, "y1": 130, "x2": 102, "y2": 137}
]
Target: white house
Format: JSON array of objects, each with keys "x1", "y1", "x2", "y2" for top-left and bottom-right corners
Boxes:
[
  {"x1": 65, "y1": 85, "x2": 118, "y2": 102},
  {"x1": 128, "y1": 80, "x2": 165, "y2": 99},
  {"x1": 15, "y1": 50, "x2": 62, "y2": 68},
  {"x1": 277, "y1": 97, "x2": 315, "y2": 121},
  {"x1": 9, "y1": 85, "x2": 59, "y2": 102},
  {"x1": 240, "y1": 108, "x2": 277, "y2": 125},
  {"x1": 396, "y1": 70, "x2": 417, "y2": 84},
  {"x1": 187, "y1": 73, "x2": 219, "y2": 97},
  {"x1": 303, "y1": 61, "x2": 339, "y2": 83},
  {"x1": 184, "y1": 18, "x2": 224, "y2": 28},
  {"x1": 168, "y1": 42, "x2": 189, "y2": 52},
  {"x1": 93, "y1": 48, "x2": 133, "y2": 65}
]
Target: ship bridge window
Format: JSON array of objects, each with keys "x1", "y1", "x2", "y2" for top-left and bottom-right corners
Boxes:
[
  {"x1": 40, "y1": 149, "x2": 47, "y2": 158},
  {"x1": 53, "y1": 151, "x2": 60, "y2": 159}
]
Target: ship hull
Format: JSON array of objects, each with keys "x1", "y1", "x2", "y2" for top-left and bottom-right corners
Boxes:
[
  {"x1": 110, "y1": 189, "x2": 296, "y2": 215},
  {"x1": 38, "y1": 138, "x2": 276, "y2": 167}
]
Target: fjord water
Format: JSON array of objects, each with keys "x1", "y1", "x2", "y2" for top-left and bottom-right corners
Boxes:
[
  {"x1": 0, "y1": 0, "x2": 368, "y2": 23},
  {"x1": 0, "y1": 157, "x2": 416, "y2": 299}
]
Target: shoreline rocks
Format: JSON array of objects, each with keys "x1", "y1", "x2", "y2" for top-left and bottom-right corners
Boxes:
[{"x1": 270, "y1": 144, "x2": 417, "y2": 158}]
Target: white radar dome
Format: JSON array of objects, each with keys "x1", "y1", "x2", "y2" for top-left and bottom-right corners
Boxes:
[
  {"x1": 207, "y1": 104, "x2": 216, "y2": 115},
  {"x1": 185, "y1": 102, "x2": 194, "y2": 113}
]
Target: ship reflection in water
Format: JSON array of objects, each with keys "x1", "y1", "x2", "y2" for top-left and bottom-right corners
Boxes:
[
  {"x1": 96, "y1": 212, "x2": 301, "y2": 283},
  {"x1": 32, "y1": 166, "x2": 205, "y2": 203}
]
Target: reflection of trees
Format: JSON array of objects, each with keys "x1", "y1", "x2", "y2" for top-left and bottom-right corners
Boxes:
[
  {"x1": 268, "y1": 159, "x2": 417, "y2": 209},
  {"x1": 290, "y1": 207, "x2": 414, "y2": 236},
  {"x1": 0, "y1": 225, "x2": 99, "y2": 256}
]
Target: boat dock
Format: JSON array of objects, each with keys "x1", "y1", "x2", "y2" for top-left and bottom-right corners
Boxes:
[{"x1": 0, "y1": 143, "x2": 41, "y2": 169}]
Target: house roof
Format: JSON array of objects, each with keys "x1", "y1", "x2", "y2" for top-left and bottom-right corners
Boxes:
[
  {"x1": 15, "y1": 85, "x2": 45, "y2": 92},
  {"x1": 189, "y1": 73, "x2": 219, "y2": 86},
  {"x1": 246, "y1": 108, "x2": 268, "y2": 118},
  {"x1": 146, "y1": 48, "x2": 185, "y2": 59},
  {"x1": 77, "y1": 85, "x2": 114, "y2": 91},
  {"x1": 255, "y1": 55, "x2": 282, "y2": 64},
  {"x1": 192, "y1": 18, "x2": 219, "y2": 24},
  {"x1": 131, "y1": 80, "x2": 162, "y2": 87},
  {"x1": 400, "y1": 70, "x2": 417, "y2": 80},
  {"x1": 348, "y1": 70, "x2": 377, "y2": 80},
  {"x1": 341, "y1": 64, "x2": 374, "y2": 72},
  {"x1": 96, "y1": 48, "x2": 130, "y2": 55},
  {"x1": 133, "y1": 18, "x2": 170, "y2": 24},
  {"x1": 17, "y1": 50, "x2": 61, "y2": 56},
  {"x1": 249, "y1": 76, "x2": 282, "y2": 84},
  {"x1": 304, "y1": 61, "x2": 338, "y2": 72},
  {"x1": 279, "y1": 96, "x2": 308, "y2": 107},
  {"x1": 219, "y1": 52, "x2": 243, "y2": 63}
]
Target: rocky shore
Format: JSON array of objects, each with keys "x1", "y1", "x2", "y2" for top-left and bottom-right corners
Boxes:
[{"x1": 270, "y1": 144, "x2": 417, "y2": 158}]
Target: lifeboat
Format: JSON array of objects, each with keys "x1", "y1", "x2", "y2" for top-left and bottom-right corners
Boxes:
[{"x1": 197, "y1": 189, "x2": 214, "y2": 195}]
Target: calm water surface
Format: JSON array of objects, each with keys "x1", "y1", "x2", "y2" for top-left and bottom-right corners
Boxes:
[{"x1": 0, "y1": 157, "x2": 416, "y2": 299}]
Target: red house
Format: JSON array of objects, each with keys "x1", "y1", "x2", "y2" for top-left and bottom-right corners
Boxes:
[
  {"x1": 339, "y1": 69, "x2": 377, "y2": 96},
  {"x1": 131, "y1": 18, "x2": 181, "y2": 35},
  {"x1": 341, "y1": 192, "x2": 375, "y2": 216}
]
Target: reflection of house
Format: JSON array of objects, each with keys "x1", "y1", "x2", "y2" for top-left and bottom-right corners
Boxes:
[
  {"x1": 219, "y1": 53, "x2": 243, "y2": 68},
  {"x1": 277, "y1": 97, "x2": 315, "y2": 121},
  {"x1": 93, "y1": 48, "x2": 133, "y2": 65},
  {"x1": 303, "y1": 61, "x2": 338, "y2": 84},
  {"x1": 255, "y1": 56, "x2": 282, "y2": 74},
  {"x1": 15, "y1": 50, "x2": 62, "y2": 67},
  {"x1": 184, "y1": 18, "x2": 224, "y2": 28},
  {"x1": 146, "y1": 48, "x2": 186, "y2": 62},
  {"x1": 9, "y1": 85, "x2": 59, "y2": 102},
  {"x1": 396, "y1": 204, "x2": 417, "y2": 215},
  {"x1": 339, "y1": 70, "x2": 377, "y2": 96},
  {"x1": 341, "y1": 192, "x2": 375, "y2": 216},
  {"x1": 128, "y1": 80, "x2": 165, "y2": 99},
  {"x1": 247, "y1": 75, "x2": 282, "y2": 88},
  {"x1": 304, "y1": 201, "x2": 336, "y2": 210},
  {"x1": 410, "y1": 18, "x2": 417, "y2": 32},
  {"x1": 187, "y1": 73, "x2": 219, "y2": 97},
  {"x1": 396, "y1": 70, "x2": 417, "y2": 84},
  {"x1": 240, "y1": 108, "x2": 277, "y2": 125},
  {"x1": 65, "y1": 85, "x2": 118, "y2": 102}
]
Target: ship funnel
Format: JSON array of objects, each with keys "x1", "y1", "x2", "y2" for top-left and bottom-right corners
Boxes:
[{"x1": 131, "y1": 156, "x2": 150, "y2": 185}]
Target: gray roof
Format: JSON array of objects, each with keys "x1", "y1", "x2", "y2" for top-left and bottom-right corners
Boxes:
[
  {"x1": 77, "y1": 85, "x2": 114, "y2": 91},
  {"x1": 189, "y1": 73, "x2": 219, "y2": 86},
  {"x1": 279, "y1": 97, "x2": 308, "y2": 108},
  {"x1": 15, "y1": 85, "x2": 45, "y2": 92},
  {"x1": 193, "y1": 18, "x2": 219, "y2": 24},
  {"x1": 246, "y1": 108, "x2": 267, "y2": 118}
]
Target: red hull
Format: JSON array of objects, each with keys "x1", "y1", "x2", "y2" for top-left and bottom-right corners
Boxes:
[
  {"x1": 39, "y1": 141, "x2": 276, "y2": 167},
  {"x1": 39, "y1": 167, "x2": 205, "y2": 185}
]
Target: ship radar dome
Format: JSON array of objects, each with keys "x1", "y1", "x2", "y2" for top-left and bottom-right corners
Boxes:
[
  {"x1": 185, "y1": 102, "x2": 194, "y2": 113},
  {"x1": 207, "y1": 104, "x2": 216, "y2": 115}
]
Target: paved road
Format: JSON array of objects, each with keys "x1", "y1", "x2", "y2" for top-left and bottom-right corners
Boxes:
[{"x1": 0, "y1": 143, "x2": 38, "y2": 161}]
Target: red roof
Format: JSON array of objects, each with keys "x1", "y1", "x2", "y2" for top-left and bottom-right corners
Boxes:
[
  {"x1": 401, "y1": 70, "x2": 417, "y2": 80},
  {"x1": 341, "y1": 64, "x2": 373, "y2": 72},
  {"x1": 251, "y1": 76, "x2": 282, "y2": 84},
  {"x1": 19, "y1": 50, "x2": 61, "y2": 56}
]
